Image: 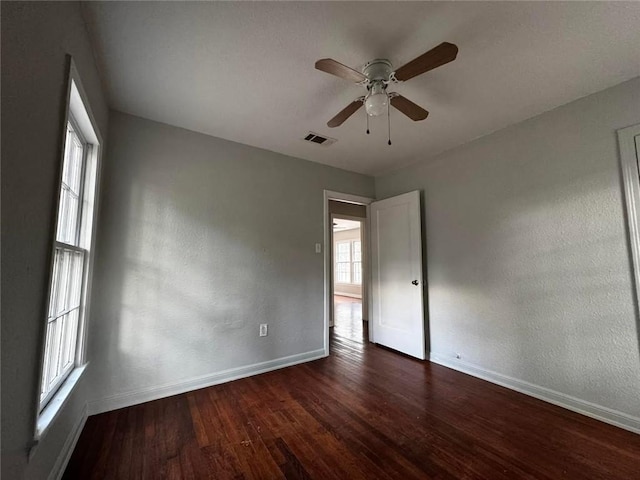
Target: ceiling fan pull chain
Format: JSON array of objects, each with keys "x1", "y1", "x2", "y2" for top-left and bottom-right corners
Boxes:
[
  {"x1": 366, "y1": 110, "x2": 370, "y2": 134},
  {"x1": 387, "y1": 100, "x2": 392, "y2": 145}
]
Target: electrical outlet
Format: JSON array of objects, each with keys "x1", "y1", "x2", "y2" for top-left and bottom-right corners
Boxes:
[
  {"x1": 315, "y1": 243, "x2": 322, "y2": 253},
  {"x1": 259, "y1": 324, "x2": 268, "y2": 337}
]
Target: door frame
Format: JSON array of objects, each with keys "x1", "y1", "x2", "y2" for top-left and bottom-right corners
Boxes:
[
  {"x1": 618, "y1": 123, "x2": 640, "y2": 310},
  {"x1": 323, "y1": 190, "x2": 374, "y2": 355}
]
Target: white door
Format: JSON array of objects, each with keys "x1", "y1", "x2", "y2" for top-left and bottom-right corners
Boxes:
[{"x1": 370, "y1": 190, "x2": 425, "y2": 359}]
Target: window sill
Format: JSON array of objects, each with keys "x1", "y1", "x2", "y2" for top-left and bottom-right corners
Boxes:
[{"x1": 34, "y1": 363, "x2": 88, "y2": 442}]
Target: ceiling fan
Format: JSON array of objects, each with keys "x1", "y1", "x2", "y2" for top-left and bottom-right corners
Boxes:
[{"x1": 315, "y1": 42, "x2": 458, "y2": 140}]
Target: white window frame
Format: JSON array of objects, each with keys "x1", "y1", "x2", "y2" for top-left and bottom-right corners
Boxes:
[
  {"x1": 40, "y1": 116, "x2": 89, "y2": 408},
  {"x1": 334, "y1": 239, "x2": 362, "y2": 285},
  {"x1": 335, "y1": 241, "x2": 352, "y2": 283},
  {"x1": 352, "y1": 240, "x2": 362, "y2": 285},
  {"x1": 618, "y1": 123, "x2": 640, "y2": 310},
  {"x1": 33, "y1": 58, "x2": 103, "y2": 442}
]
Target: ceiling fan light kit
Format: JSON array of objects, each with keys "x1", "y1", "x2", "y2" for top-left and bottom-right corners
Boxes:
[
  {"x1": 315, "y1": 42, "x2": 458, "y2": 144},
  {"x1": 365, "y1": 82, "x2": 388, "y2": 117},
  {"x1": 362, "y1": 59, "x2": 393, "y2": 117}
]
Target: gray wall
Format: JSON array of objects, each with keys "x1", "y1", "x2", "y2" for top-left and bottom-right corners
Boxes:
[
  {"x1": 376, "y1": 77, "x2": 640, "y2": 419},
  {"x1": 1, "y1": 2, "x2": 109, "y2": 479},
  {"x1": 87, "y1": 111, "x2": 374, "y2": 406}
]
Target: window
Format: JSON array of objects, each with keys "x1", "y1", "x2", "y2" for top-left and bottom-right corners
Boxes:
[
  {"x1": 336, "y1": 242, "x2": 351, "y2": 283},
  {"x1": 352, "y1": 240, "x2": 362, "y2": 284},
  {"x1": 335, "y1": 240, "x2": 362, "y2": 285},
  {"x1": 38, "y1": 67, "x2": 101, "y2": 413}
]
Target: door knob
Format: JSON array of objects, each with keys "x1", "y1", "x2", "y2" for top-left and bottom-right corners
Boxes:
[{"x1": 412, "y1": 280, "x2": 419, "y2": 285}]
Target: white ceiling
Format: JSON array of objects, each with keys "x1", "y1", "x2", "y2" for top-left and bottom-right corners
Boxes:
[
  {"x1": 333, "y1": 218, "x2": 361, "y2": 232},
  {"x1": 82, "y1": 2, "x2": 640, "y2": 176}
]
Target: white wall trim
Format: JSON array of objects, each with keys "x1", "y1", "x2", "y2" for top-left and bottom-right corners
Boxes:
[
  {"x1": 334, "y1": 292, "x2": 362, "y2": 299},
  {"x1": 34, "y1": 364, "x2": 88, "y2": 443},
  {"x1": 429, "y1": 353, "x2": 640, "y2": 435},
  {"x1": 47, "y1": 403, "x2": 88, "y2": 480},
  {"x1": 618, "y1": 123, "x2": 640, "y2": 314},
  {"x1": 88, "y1": 349, "x2": 325, "y2": 415},
  {"x1": 324, "y1": 190, "x2": 373, "y2": 206}
]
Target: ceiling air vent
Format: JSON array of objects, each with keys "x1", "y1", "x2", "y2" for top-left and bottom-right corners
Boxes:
[{"x1": 303, "y1": 132, "x2": 337, "y2": 147}]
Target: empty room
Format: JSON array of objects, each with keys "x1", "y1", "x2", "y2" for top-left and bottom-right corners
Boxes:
[{"x1": 3, "y1": 2, "x2": 640, "y2": 479}]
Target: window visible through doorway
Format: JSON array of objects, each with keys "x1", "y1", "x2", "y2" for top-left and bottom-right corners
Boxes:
[{"x1": 335, "y1": 240, "x2": 362, "y2": 285}]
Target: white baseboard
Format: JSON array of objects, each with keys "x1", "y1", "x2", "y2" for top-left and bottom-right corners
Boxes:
[
  {"x1": 88, "y1": 349, "x2": 327, "y2": 415},
  {"x1": 429, "y1": 353, "x2": 640, "y2": 435},
  {"x1": 334, "y1": 292, "x2": 362, "y2": 299},
  {"x1": 48, "y1": 403, "x2": 88, "y2": 480}
]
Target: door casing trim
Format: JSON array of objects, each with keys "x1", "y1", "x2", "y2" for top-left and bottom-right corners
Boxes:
[
  {"x1": 618, "y1": 124, "x2": 640, "y2": 319},
  {"x1": 323, "y1": 190, "x2": 374, "y2": 355}
]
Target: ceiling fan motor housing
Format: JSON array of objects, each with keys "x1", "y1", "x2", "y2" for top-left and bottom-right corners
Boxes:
[
  {"x1": 362, "y1": 60, "x2": 393, "y2": 116},
  {"x1": 362, "y1": 59, "x2": 394, "y2": 83}
]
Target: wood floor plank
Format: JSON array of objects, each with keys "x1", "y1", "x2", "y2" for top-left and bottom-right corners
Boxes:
[{"x1": 64, "y1": 319, "x2": 640, "y2": 479}]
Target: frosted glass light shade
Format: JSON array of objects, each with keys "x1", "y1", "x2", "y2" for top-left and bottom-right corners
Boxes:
[{"x1": 365, "y1": 91, "x2": 388, "y2": 117}]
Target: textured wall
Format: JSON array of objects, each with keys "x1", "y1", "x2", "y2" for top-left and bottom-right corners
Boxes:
[
  {"x1": 1, "y1": 2, "x2": 109, "y2": 479},
  {"x1": 375, "y1": 77, "x2": 640, "y2": 419},
  {"x1": 87, "y1": 111, "x2": 374, "y2": 405}
]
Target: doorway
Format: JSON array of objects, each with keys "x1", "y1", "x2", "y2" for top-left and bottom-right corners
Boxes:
[
  {"x1": 324, "y1": 189, "x2": 426, "y2": 360},
  {"x1": 332, "y1": 218, "x2": 365, "y2": 343},
  {"x1": 323, "y1": 191, "x2": 373, "y2": 356}
]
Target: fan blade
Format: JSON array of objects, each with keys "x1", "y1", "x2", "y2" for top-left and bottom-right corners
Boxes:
[
  {"x1": 390, "y1": 95, "x2": 429, "y2": 121},
  {"x1": 327, "y1": 100, "x2": 363, "y2": 127},
  {"x1": 315, "y1": 58, "x2": 366, "y2": 83},
  {"x1": 394, "y1": 42, "x2": 458, "y2": 82}
]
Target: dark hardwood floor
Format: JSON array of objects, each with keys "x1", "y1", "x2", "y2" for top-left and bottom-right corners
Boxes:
[
  {"x1": 64, "y1": 313, "x2": 640, "y2": 479},
  {"x1": 333, "y1": 295, "x2": 363, "y2": 341}
]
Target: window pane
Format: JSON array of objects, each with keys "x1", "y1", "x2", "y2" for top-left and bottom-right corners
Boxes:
[
  {"x1": 49, "y1": 248, "x2": 84, "y2": 319},
  {"x1": 71, "y1": 136, "x2": 84, "y2": 192},
  {"x1": 48, "y1": 254, "x2": 62, "y2": 318},
  {"x1": 336, "y1": 242, "x2": 350, "y2": 262},
  {"x1": 56, "y1": 187, "x2": 68, "y2": 243},
  {"x1": 53, "y1": 313, "x2": 68, "y2": 382},
  {"x1": 68, "y1": 250, "x2": 84, "y2": 309},
  {"x1": 53, "y1": 250, "x2": 71, "y2": 317},
  {"x1": 62, "y1": 124, "x2": 83, "y2": 195},
  {"x1": 61, "y1": 126, "x2": 76, "y2": 189},
  {"x1": 65, "y1": 193, "x2": 79, "y2": 244},
  {"x1": 336, "y1": 262, "x2": 350, "y2": 283},
  {"x1": 56, "y1": 186, "x2": 80, "y2": 245},
  {"x1": 353, "y1": 262, "x2": 362, "y2": 284},
  {"x1": 41, "y1": 322, "x2": 54, "y2": 398},
  {"x1": 45, "y1": 317, "x2": 63, "y2": 392},
  {"x1": 57, "y1": 122, "x2": 83, "y2": 245},
  {"x1": 60, "y1": 309, "x2": 79, "y2": 373},
  {"x1": 353, "y1": 241, "x2": 361, "y2": 262},
  {"x1": 41, "y1": 308, "x2": 80, "y2": 404},
  {"x1": 42, "y1": 250, "x2": 84, "y2": 404}
]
